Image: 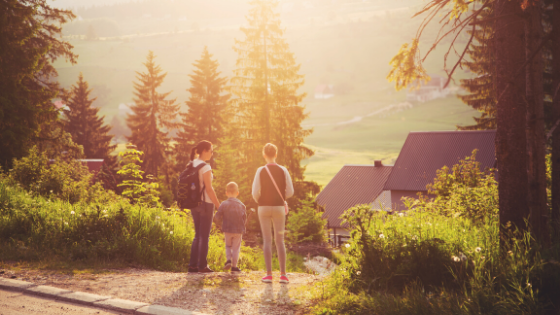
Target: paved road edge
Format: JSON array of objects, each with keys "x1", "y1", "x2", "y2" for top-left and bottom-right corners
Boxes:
[{"x1": 0, "y1": 278, "x2": 208, "y2": 315}]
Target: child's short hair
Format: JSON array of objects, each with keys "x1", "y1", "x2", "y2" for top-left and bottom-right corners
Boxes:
[
  {"x1": 226, "y1": 182, "x2": 239, "y2": 194},
  {"x1": 263, "y1": 143, "x2": 277, "y2": 158}
]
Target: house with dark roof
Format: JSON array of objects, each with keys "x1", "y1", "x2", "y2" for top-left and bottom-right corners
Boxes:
[
  {"x1": 316, "y1": 130, "x2": 497, "y2": 233},
  {"x1": 316, "y1": 161, "x2": 393, "y2": 231},
  {"x1": 383, "y1": 130, "x2": 496, "y2": 210}
]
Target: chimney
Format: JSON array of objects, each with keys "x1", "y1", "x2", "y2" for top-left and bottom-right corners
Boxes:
[{"x1": 374, "y1": 160, "x2": 383, "y2": 167}]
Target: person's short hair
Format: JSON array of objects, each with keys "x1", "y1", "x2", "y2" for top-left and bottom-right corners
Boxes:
[
  {"x1": 263, "y1": 143, "x2": 277, "y2": 158},
  {"x1": 226, "y1": 182, "x2": 239, "y2": 194}
]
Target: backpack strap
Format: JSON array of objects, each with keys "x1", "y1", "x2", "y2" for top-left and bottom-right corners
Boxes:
[
  {"x1": 264, "y1": 166, "x2": 285, "y2": 202},
  {"x1": 194, "y1": 162, "x2": 207, "y2": 202}
]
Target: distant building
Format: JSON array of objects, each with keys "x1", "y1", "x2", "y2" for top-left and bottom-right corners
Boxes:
[
  {"x1": 316, "y1": 130, "x2": 497, "y2": 233},
  {"x1": 314, "y1": 84, "x2": 334, "y2": 99},
  {"x1": 406, "y1": 75, "x2": 451, "y2": 103},
  {"x1": 52, "y1": 100, "x2": 68, "y2": 111},
  {"x1": 316, "y1": 161, "x2": 393, "y2": 232}
]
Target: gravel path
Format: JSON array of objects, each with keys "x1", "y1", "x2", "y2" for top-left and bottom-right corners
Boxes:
[{"x1": 0, "y1": 268, "x2": 323, "y2": 315}]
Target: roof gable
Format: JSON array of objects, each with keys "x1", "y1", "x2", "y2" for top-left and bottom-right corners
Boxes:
[
  {"x1": 383, "y1": 130, "x2": 496, "y2": 192},
  {"x1": 316, "y1": 165, "x2": 393, "y2": 228}
]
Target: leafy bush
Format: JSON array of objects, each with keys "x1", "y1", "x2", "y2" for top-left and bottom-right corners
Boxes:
[
  {"x1": 286, "y1": 200, "x2": 327, "y2": 244},
  {"x1": 117, "y1": 145, "x2": 160, "y2": 206},
  {"x1": 403, "y1": 150, "x2": 498, "y2": 221}
]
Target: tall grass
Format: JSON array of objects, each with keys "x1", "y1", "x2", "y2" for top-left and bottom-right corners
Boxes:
[{"x1": 309, "y1": 206, "x2": 560, "y2": 314}]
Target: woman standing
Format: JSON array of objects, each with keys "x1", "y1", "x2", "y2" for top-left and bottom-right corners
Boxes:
[
  {"x1": 188, "y1": 140, "x2": 221, "y2": 273},
  {"x1": 252, "y1": 143, "x2": 294, "y2": 283}
]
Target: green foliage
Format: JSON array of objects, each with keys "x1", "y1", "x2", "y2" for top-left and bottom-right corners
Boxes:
[
  {"x1": 311, "y1": 204, "x2": 560, "y2": 314},
  {"x1": 127, "y1": 51, "x2": 179, "y2": 178},
  {"x1": 9, "y1": 146, "x2": 101, "y2": 204},
  {"x1": 175, "y1": 46, "x2": 230, "y2": 170},
  {"x1": 0, "y1": 0, "x2": 77, "y2": 170},
  {"x1": 286, "y1": 200, "x2": 327, "y2": 244},
  {"x1": 404, "y1": 150, "x2": 499, "y2": 221},
  {"x1": 230, "y1": 0, "x2": 318, "y2": 207},
  {"x1": 64, "y1": 73, "x2": 116, "y2": 161},
  {"x1": 387, "y1": 39, "x2": 429, "y2": 91},
  {"x1": 117, "y1": 145, "x2": 160, "y2": 206}
]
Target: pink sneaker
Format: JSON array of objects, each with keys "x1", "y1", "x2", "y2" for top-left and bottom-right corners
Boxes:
[
  {"x1": 279, "y1": 275, "x2": 289, "y2": 284},
  {"x1": 261, "y1": 275, "x2": 273, "y2": 283}
]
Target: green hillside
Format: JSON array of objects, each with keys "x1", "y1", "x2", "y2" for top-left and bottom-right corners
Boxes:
[{"x1": 52, "y1": 3, "x2": 480, "y2": 186}]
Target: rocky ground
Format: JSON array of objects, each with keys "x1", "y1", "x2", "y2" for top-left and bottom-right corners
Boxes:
[{"x1": 0, "y1": 264, "x2": 331, "y2": 315}]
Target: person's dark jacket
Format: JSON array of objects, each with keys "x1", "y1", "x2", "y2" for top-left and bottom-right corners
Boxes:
[{"x1": 214, "y1": 197, "x2": 247, "y2": 234}]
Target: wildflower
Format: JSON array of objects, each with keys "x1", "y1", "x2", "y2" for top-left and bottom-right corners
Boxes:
[
  {"x1": 356, "y1": 271, "x2": 361, "y2": 275},
  {"x1": 162, "y1": 223, "x2": 165, "y2": 227},
  {"x1": 398, "y1": 212, "x2": 404, "y2": 217},
  {"x1": 103, "y1": 214, "x2": 108, "y2": 218},
  {"x1": 480, "y1": 256, "x2": 485, "y2": 260},
  {"x1": 459, "y1": 252, "x2": 467, "y2": 261},
  {"x1": 49, "y1": 190, "x2": 53, "y2": 194},
  {"x1": 64, "y1": 222, "x2": 69, "y2": 226},
  {"x1": 103, "y1": 210, "x2": 108, "y2": 214},
  {"x1": 507, "y1": 250, "x2": 513, "y2": 256},
  {"x1": 412, "y1": 235, "x2": 418, "y2": 241},
  {"x1": 475, "y1": 247, "x2": 482, "y2": 253},
  {"x1": 170, "y1": 231, "x2": 174, "y2": 235},
  {"x1": 379, "y1": 233, "x2": 385, "y2": 239},
  {"x1": 155, "y1": 216, "x2": 160, "y2": 220},
  {"x1": 345, "y1": 243, "x2": 350, "y2": 248},
  {"x1": 527, "y1": 282, "x2": 532, "y2": 288},
  {"x1": 452, "y1": 256, "x2": 460, "y2": 262},
  {"x1": 70, "y1": 211, "x2": 75, "y2": 215}
]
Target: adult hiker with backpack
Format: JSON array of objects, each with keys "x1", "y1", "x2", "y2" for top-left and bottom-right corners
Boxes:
[{"x1": 177, "y1": 140, "x2": 220, "y2": 273}]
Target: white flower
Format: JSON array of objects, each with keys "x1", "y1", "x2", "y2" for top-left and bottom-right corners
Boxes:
[
  {"x1": 64, "y1": 222, "x2": 69, "y2": 226},
  {"x1": 155, "y1": 216, "x2": 160, "y2": 220},
  {"x1": 452, "y1": 256, "x2": 460, "y2": 262},
  {"x1": 49, "y1": 190, "x2": 53, "y2": 194},
  {"x1": 103, "y1": 210, "x2": 108, "y2": 214},
  {"x1": 398, "y1": 212, "x2": 404, "y2": 217},
  {"x1": 480, "y1": 256, "x2": 485, "y2": 260},
  {"x1": 527, "y1": 282, "x2": 532, "y2": 288},
  {"x1": 508, "y1": 250, "x2": 513, "y2": 256},
  {"x1": 170, "y1": 231, "x2": 173, "y2": 235},
  {"x1": 70, "y1": 211, "x2": 75, "y2": 215},
  {"x1": 356, "y1": 271, "x2": 361, "y2": 275},
  {"x1": 379, "y1": 233, "x2": 385, "y2": 239},
  {"x1": 459, "y1": 252, "x2": 467, "y2": 261},
  {"x1": 345, "y1": 243, "x2": 350, "y2": 248},
  {"x1": 162, "y1": 223, "x2": 165, "y2": 227},
  {"x1": 412, "y1": 235, "x2": 418, "y2": 241},
  {"x1": 475, "y1": 247, "x2": 482, "y2": 253},
  {"x1": 103, "y1": 214, "x2": 108, "y2": 218}
]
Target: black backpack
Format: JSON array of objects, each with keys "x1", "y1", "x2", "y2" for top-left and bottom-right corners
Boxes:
[{"x1": 177, "y1": 162, "x2": 207, "y2": 209}]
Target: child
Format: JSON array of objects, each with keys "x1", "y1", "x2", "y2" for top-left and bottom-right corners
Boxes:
[{"x1": 214, "y1": 182, "x2": 247, "y2": 272}]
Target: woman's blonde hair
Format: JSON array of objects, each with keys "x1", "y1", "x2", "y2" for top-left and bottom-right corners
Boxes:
[{"x1": 263, "y1": 143, "x2": 277, "y2": 158}]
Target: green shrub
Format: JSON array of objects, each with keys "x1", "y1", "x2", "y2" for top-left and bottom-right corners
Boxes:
[
  {"x1": 286, "y1": 200, "x2": 328, "y2": 244},
  {"x1": 403, "y1": 149, "x2": 498, "y2": 221}
]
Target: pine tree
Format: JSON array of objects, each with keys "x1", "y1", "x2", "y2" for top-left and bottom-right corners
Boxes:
[
  {"x1": 231, "y1": 0, "x2": 318, "y2": 204},
  {"x1": 0, "y1": 0, "x2": 77, "y2": 169},
  {"x1": 64, "y1": 73, "x2": 116, "y2": 161},
  {"x1": 176, "y1": 47, "x2": 230, "y2": 169},
  {"x1": 127, "y1": 51, "x2": 179, "y2": 178},
  {"x1": 457, "y1": 3, "x2": 496, "y2": 130}
]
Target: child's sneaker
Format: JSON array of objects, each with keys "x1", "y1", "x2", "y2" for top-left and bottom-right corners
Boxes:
[
  {"x1": 261, "y1": 275, "x2": 273, "y2": 283},
  {"x1": 279, "y1": 275, "x2": 289, "y2": 284},
  {"x1": 231, "y1": 267, "x2": 241, "y2": 272},
  {"x1": 224, "y1": 260, "x2": 232, "y2": 270}
]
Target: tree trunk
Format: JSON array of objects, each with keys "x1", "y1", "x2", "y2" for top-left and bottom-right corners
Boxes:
[
  {"x1": 525, "y1": 3, "x2": 549, "y2": 245},
  {"x1": 551, "y1": 0, "x2": 560, "y2": 235},
  {"x1": 495, "y1": 0, "x2": 530, "y2": 233}
]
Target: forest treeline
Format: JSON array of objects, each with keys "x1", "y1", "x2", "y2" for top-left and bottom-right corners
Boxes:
[{"x1": 0, "y1": 0, "x2": 319, "y2": 211}]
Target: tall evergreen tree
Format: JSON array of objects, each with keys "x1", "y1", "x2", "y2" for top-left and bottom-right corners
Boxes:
[
  {"x1": 127, "y1": 51, "x2": 179, "y2": 177},
  {"x1": 64, "y1": 73, "x2": 116, "y2": 161},
  {"x1": 176, "y1": 47, "x2": 230, "y2": 169},
  {"x1": 457, "y1": 2, "x2": 496, "y2": 130},
  {"x1": 231, "y1": 0, "x2": 318, "y2": 204},
  {"x1": 0, "y1": 0, "x2": 77, "y2": 169}
]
